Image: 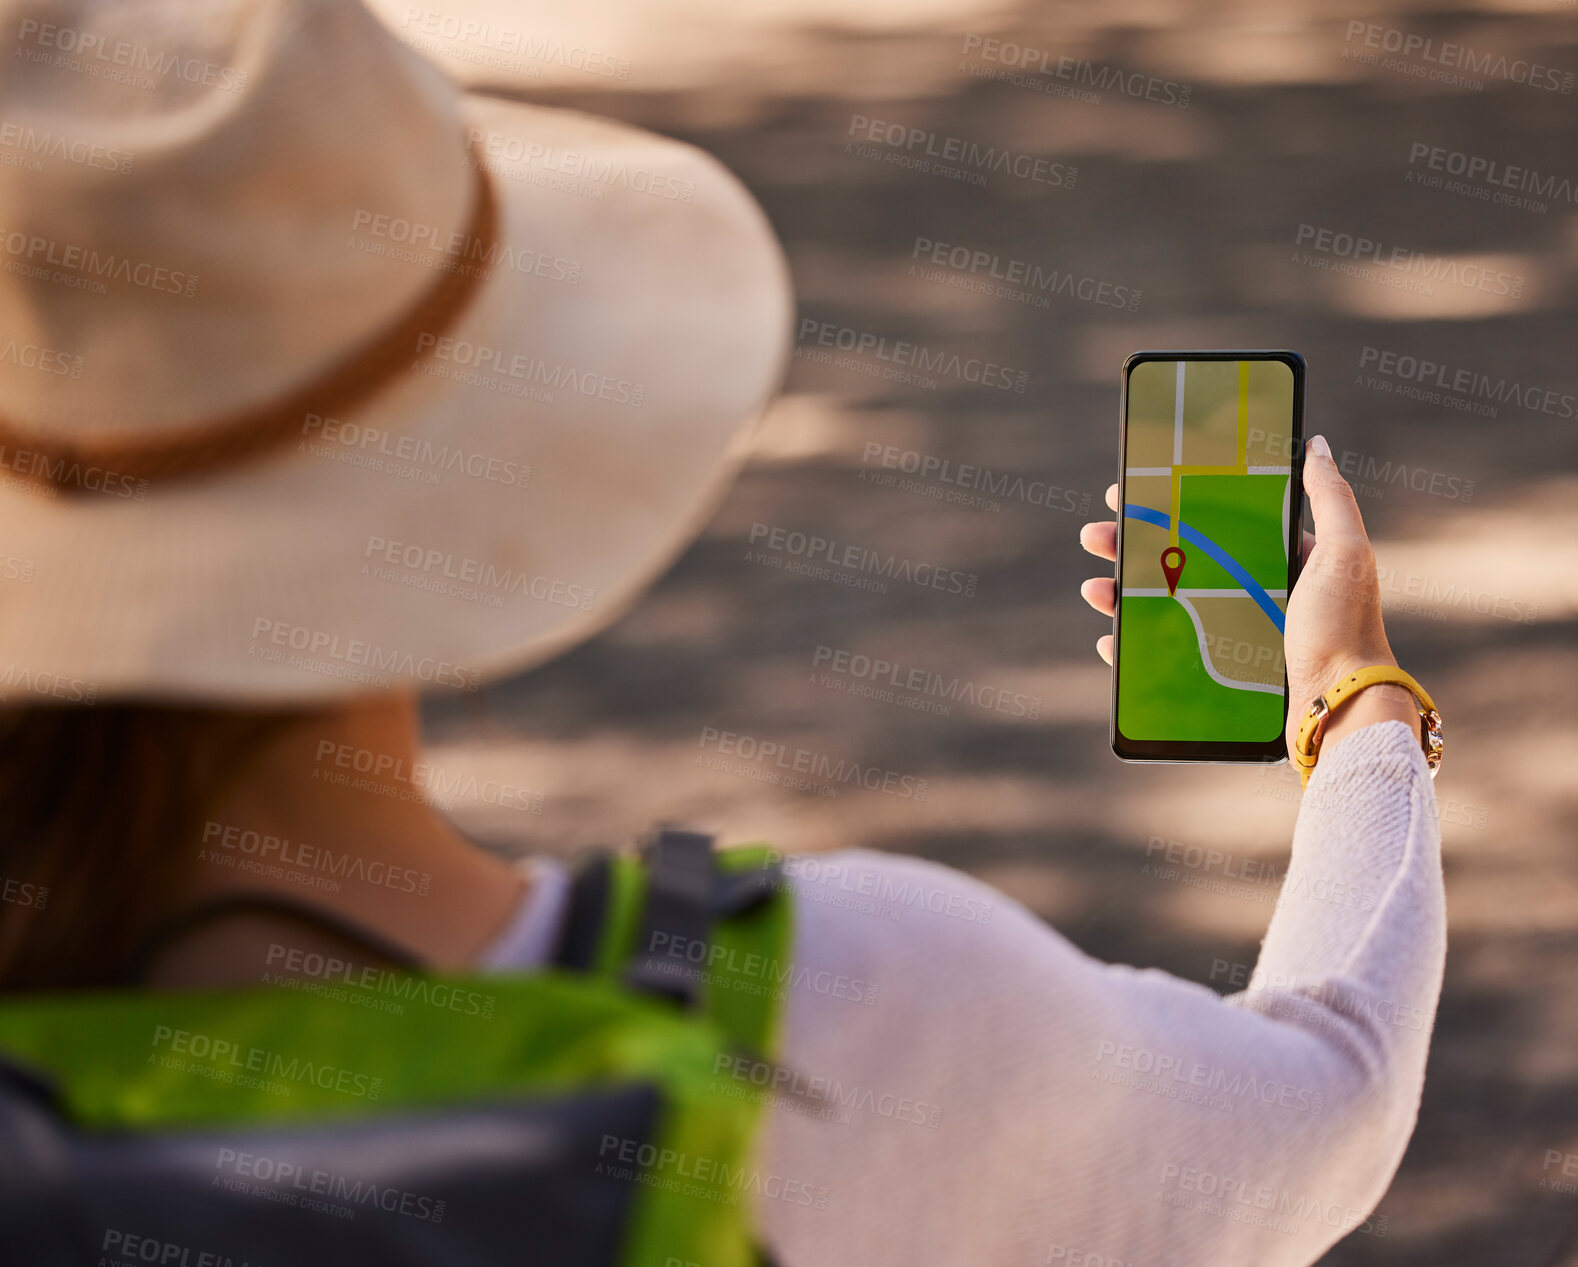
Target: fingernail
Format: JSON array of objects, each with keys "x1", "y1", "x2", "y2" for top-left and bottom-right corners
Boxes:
[{"x1": 1309, "y1": 435, "x2": 1331, "y2": 459}]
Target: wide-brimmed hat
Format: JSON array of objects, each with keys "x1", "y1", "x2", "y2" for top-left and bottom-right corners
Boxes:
[{"x1": 0, "y1": 0, "x2": 791, "y2": 705}]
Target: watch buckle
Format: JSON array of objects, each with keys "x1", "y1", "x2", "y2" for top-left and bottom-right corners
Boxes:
[{"x1": 1308, "y1": 695, "x2": 1331, "y2": 748}]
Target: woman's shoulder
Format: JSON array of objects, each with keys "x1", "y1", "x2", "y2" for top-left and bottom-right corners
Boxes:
[
  {"x1": 768, "y1": 847, "x2": 1101, "y2": 1007},
  {"x1": 774, "y1": 848, "x2": 1004, "y2": 932}
]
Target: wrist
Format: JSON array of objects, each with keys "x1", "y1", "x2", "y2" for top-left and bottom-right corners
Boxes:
[{"x1": 1315, "y1": 682, "x2": 1418, "y2": 753}]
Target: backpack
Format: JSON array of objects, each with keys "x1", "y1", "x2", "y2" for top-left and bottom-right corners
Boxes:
[{"x1": 0, "y1": 829, "x2": 799, "y2": 1267}]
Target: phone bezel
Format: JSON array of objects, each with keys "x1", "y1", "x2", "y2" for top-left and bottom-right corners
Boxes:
[{"x1": 1110, "y1": 349, "x2": 1306, "y2": 765}]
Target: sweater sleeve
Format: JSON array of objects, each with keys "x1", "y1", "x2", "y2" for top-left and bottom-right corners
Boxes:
[{"x1": 755, "y1": 720, "x2": 1446, "y2": 1267}]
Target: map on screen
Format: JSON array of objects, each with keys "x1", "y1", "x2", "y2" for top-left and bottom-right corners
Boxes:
[{"x1": 1117, "y1": 358, "x2": 1294, "y2": 743}]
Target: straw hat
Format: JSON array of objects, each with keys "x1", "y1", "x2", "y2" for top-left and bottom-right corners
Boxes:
[{"x1": 0, "y1": 0, "x2": 791, "y2": 704}]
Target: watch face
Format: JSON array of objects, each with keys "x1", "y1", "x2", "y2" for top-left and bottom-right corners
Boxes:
[{"x1": 1424, "y1": 709, "x2": 1444, "y2": 777}]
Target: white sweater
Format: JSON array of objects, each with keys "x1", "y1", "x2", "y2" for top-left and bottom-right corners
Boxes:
[{"x1": 485, "y1": 719, "x2": 1445, "y2": 1267}]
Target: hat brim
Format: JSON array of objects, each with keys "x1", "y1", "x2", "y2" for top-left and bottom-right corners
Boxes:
[{"x1": 0, "y1": 96, "x2": 792, "y2": 705}]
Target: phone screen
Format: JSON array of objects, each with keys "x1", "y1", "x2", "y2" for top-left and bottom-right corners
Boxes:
[{"x1": 1112, "y1": 352, "x2": 1304, "y2": 762}]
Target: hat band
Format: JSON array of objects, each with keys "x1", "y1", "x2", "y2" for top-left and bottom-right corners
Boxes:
[{"x1": 0, "y1": 152, "x2": 500, "y2": 496}]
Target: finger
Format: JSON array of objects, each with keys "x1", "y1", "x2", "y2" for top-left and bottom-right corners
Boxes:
[
  {"x1": 1105, "y1": 482, "x2": 1119, "y2": 513},
  {"x1": 1081, "y1": 577, "x2": 1116, "y2": 616},
  {"x1": 1096, "y1": 634, "x2": 1113, "y2": 666},
  {"x1": 1080, "y1": 520, "x2": 1117, "y2": 561},
  {"x1": 1301, "y1": 529, "x2": 1316, "y2": 566},
  {"x1": 1303, "y1": 436, "x2": 1367, "y2": 546}
]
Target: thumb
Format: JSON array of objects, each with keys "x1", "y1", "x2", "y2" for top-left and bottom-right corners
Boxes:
[{"x1": 1302, "y1": 434, "x2": 1367, "y2": 546}]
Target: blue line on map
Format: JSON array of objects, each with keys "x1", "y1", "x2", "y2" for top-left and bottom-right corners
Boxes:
[{"x1": 1123, "y1": 503, "x2": 1287, "y2": 634}]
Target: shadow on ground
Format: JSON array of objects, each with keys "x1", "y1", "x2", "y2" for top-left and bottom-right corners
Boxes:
[{"x1": 428, "y1": 4, "x2": 1578, "y2": 1262}]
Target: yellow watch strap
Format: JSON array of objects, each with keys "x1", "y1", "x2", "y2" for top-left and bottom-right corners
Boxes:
[{"x1": 1291, "y1": 665, "x2": 1443, "y2": 789}]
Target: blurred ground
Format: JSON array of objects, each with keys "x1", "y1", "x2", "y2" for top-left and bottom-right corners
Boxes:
[{"x1": 395, "y1": 2, "x2": 1578, "y2": 1261}]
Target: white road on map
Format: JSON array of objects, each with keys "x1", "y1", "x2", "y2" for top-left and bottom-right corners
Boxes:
[
  {"x1": 1126, "y1": 588, "x2": 1288, "y2": 691},
  {"x1": 1176, "y1": 596, "x2": 1284, "y2": 694}
]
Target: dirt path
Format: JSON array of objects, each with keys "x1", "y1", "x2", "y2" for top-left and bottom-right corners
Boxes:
[{"x1": 421, "y1": 3, "x2": 1578, "y2": 1260}]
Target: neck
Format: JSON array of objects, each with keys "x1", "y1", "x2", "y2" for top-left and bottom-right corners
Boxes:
[{"x1": 157, "y1": 693, "x2": 526, "y2": 987}]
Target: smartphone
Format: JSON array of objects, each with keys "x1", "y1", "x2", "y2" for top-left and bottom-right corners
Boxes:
[{"x1": 1111, "y1": 350, "x2": 1305, "y2": 764}]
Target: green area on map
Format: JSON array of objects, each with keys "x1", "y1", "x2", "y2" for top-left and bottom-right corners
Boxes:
[
  {"x1": 1174, "y1": 474, "x2": 1290, "y2": 591},
  {"x1": 1117, "y1": 597, "x2": 1286, "y2": 741}
]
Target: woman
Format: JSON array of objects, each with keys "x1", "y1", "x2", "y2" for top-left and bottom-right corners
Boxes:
[{"x1": 0, "y1": 1, "x2": 1443, "y2": 1264}]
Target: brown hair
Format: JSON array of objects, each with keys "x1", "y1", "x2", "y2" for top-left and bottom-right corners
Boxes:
[{"x1": 0, "y1": 703, "x2": 291, "y2": 992}]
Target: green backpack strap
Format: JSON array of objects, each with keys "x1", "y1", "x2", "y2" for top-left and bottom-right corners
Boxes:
[
  {"x1": 552, "y1": 828, "x2": 796, "y2": 1267},
  {"x1": 554, "y1": 827, "x2": 791, "y2": 1060},
  {"x1": 625, "y1": 828, "x2": 720, "y2": 1007}
]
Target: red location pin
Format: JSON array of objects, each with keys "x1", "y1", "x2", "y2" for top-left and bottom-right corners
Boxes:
[{"x1": 1160, "y1": 546, "x2": 1186, "y2": 597}]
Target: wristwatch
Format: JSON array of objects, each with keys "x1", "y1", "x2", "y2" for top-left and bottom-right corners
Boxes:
[{"x1": 1291, "y1": 665, "x2": 1443, "y2": 790}]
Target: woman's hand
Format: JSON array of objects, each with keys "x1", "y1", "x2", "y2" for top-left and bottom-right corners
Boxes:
[{"x1": 1079, "y1": 435, "x2": 1415, "y2": 756}]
